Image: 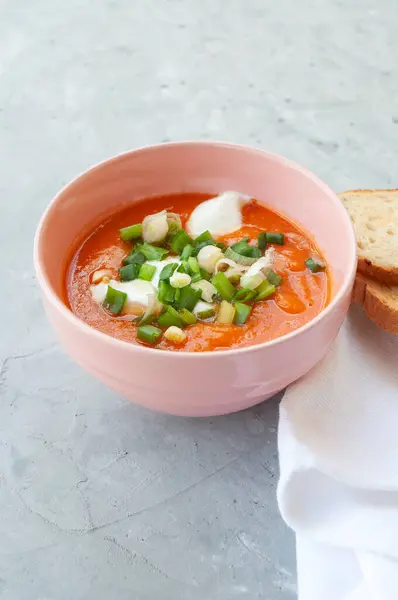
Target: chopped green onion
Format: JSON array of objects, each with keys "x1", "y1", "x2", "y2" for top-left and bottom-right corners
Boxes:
[
  {"x1": 177, "y1": 263, "x2": 187, "y2": 273},
  {"x1": 217, "y1": 300, "x2": 235, "y2": 324},
  {"x1": 138, "y1": 243, "x2": 169, "y2": 261},
  {"x1": 305, "y1": 258, "x2": 325, "y2": 273},
  {"x1": 191, "y1": 273, "x2": 202, "y2": 283},
  {"x1": 174, "y1": 285, "x2": 202, "y2": 311},
  {"x1": 234, "y1": 288, "x2": 257, "y2": 303},
  {"x1": 187, "y1": 256, "x2": 200, "y2": 274},
  {"x1": 120, "y1": 223, "x2": 142, "y2": 242},
  {"x1": 266, "y1": 232, "x2": 284, "y2": 245},
  {"x1": 197, "y1": 308, "x2": 216, "y2": 320},
  {"x1": 158, "y1": 306, "x2": 184, "y2": 328},
  {"x1": 137, "y1": 324, "x2": 162, "y2": 345},
  {"x1": 180, "y1": 244, "x2": 193, "y2": 260},
  {"x1": 119, "y1": 264, "x2": 140, "y2": 281},
  {"x1": 240, "y1": 273, "x2": 264, "y2": 290},
  {"x1": 230, "y1": 239, "x2": 261, "y2": 259},
  {"x1": 138, "y1": 263, "x2": 156, "y2": 281},
  {"x1": 256, "y1": 280, "x2": 276, "y2": 300},
  {"x1": 215, "y1": 242, "x2": 227, "y2": 252},
  {"x1": 234, "y1": 302, "x2": 252, "y2": 325},
  {"x1": 194, "y1": 230, "x2": 213, "y2": 245},
  {"x1": 225, "y1": 246, "x2": 258, "y2": 266},
  {"x1": 157, "y1": 281, "x2": 175, "y2": 304},
  {"x1": 174, "y1": 288, "x2": 181, "y2": 303},
  {"x1": 228, "y1": 273, "x2": 242, "y2": 285},
  {"x1": 179, "y1": 308, "x2": 197, "y2": 326},
  {"x1": 199, "y1": 267, "x2": 211, "y2": 281},
  {"x1": 103, "y1": 286, "x2": 127, "y2": 315},
  {"x1": 170, "y1": 230, "x2": 193, "y2": 254},
  {"x1": 192, "y1": 240, "x2": 215, "y2": 256},
  {"x1": 267, "y1": 270, "x2": 283, "y2": 286},
  {"x1": 122, "y1": 250, "x2": 146, "y2": 266},
  {"x1": 166, "y1": 212, "x2": 182, "y2": 232},
  {"x1": 257, "y1": 232, "x2": 267, "y2": 251},
  {"x1": 159, "y1": 262, "x2": 178, "y2": 281},
  {"x1": 212, "y1": 272, "x2": 237, "y2": 301},
  {"x1": 167, "y1": 221, "x2": 180, "y2": 234}
]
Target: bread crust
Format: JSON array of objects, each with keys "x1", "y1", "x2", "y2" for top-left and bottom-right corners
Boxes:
[{"x1": 352, "y1": 273, "x2": 398, "y2": 335}]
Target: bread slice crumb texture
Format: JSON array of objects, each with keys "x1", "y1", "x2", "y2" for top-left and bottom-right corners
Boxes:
[{"x1": 339, "y1": 189, "x2": 398, "y2": 285}]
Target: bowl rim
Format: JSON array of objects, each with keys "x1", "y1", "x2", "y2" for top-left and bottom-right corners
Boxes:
[{"x1": 33, "y1": 140, "x2": 357, "y2": 358}]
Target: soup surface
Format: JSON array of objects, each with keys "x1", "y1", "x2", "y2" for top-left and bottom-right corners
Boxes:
[{"x1": 67, "y1": 192, "x2": 329, "y2": 352}]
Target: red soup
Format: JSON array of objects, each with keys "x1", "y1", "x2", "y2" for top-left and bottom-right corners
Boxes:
[{"x1": 66, "y1": 192, "x2": 329, "y2": 352}]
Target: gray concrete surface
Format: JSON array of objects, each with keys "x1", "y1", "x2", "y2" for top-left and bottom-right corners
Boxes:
[{"x1": 1, "y1": 1, "x2": 397, "y2": 598}]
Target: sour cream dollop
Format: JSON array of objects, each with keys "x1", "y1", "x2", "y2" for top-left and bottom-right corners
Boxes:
[{"x1": 187, "y1": 191, "x2": 250, "y2": 238}]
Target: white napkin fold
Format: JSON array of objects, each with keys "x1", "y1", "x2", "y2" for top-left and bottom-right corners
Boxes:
[{"x1": 277, "y1": 305, "x2": 398, "y2": 600}]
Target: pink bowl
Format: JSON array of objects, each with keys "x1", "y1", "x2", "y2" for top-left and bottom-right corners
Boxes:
[{"x1": 34, "y1": 142, "x2": 356, "y2": 416}]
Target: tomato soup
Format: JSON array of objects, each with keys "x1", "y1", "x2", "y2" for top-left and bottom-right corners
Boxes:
[{"x1": 66, "y1": 192, "x2": 329, "y2": 352}]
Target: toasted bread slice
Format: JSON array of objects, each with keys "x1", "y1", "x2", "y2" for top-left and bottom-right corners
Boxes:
[
  {"x1": 352, "y1": 273, "x2": 398, "y2": 334},
  {"x1": 339, "y1": 189, "x2": 398, "y2": 285}
]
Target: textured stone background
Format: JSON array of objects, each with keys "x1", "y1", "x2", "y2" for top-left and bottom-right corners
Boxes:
[{"x1": 1, "y1": 1, "x2": 397, "y2": 598}]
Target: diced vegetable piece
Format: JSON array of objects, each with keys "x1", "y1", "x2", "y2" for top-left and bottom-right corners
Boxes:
[
  {"x1": 224, "y1": 246, "x2": 258, "y2": 266},
  {"x1": 190, "y1": 273, "x2": 202, "y2": 283},
  {"x1": 174, "y1": 285, "x2": 202, "y2": 311},
  {"x1": 170, "y1": 229, "x2": 193, "y2": 254},
  {"x1": 92, "y1": 269, "x2": 113, "y2": 284},
  {"x1": 166, "y1": 212, "x2": 182, "y2": 233},
  {"x1": 191, "y1": 279, "x2": 217, "y2": 302},
  {"x1": 257, "y1": 232, "x2": 267, "y2": 251},
  {"x1": 119, "y1": 264, "x2": 140, "y2": 281},
  {"x1": 120, "y1": 223, "x2": 142, "y2": 242},
  {"x1": 122, "y1": 250, "x2": 146, "y2": 265},
  {"x1": 230, "y1": 239, "x2": 261, "y2": 259},
  {"x1": 103, "y1": 286, "x2": 127, "y2": 315},
  {"x1": 199, "y1": 267, "x2": 211, "y2": 281},
  {"x1": 180, "y1": 244, "x2": 193, "y2": 260},
  {"x1": 228, "y1": 273, "x2": 242, "y2": 285},
  {"x1": 197, "y1": 308, "x2": 216, "y2": 320},
  {"x1": 256, "y1": 280, "x2": 276, "y2": 300},
  {"x1": 187, "y1": 256, "x2": 200, "y2": 274},
  {"x1": 267, "y1": 270, "x2": 283, "y2": 286},
  {"x1": 138, "y1": 243, "x2": 169, "y2": 261},
  {"x1": 234, "y1": 302, "x2": 252, "y2": 325},
  {"x1": 158, "y1": 306, "x2": 184, "y2": 328},
  {"x1": 157, "y1": 281, "x2": 176, "y2": 304},
  {"x1": 137, "y1": 324, "x2": 163, "y2": 344},
  {"x1": 212, "y1": 272, "x2": 236, "y2": 301},
  {"x1": 159, "y1": 262, "x2": 178, "y2": 281},
  {"x1": 217, "y1": 300, "x2": 236, "y2": 324},
  {"x1": 164, "y1": 326, "x2": 187, "y2": 344},
  {"x1": 305, "y1": 258, "x2": 325, "y2": 273},
  {"x1": 138, "y1": 263, "x2": 156, "y2": 281},
  {"x1": 192, "y1": 240, "x2": 218, "y2": 256},
  {"x1": 142, "y1": 210, "x2": 169, "y2": 244},
  {"x1": 197, "y1": 245, "x2": 224, "y2": 273},
  {"x1": 240, "y1": 273, "x2": 265, "y2": 290},
  {"x1": 177, "y1": 263, "x2": 187, "y2": 273},
  {"x1": 194, "y1": 230, "x2": 213, "y2": 245},
  {"x1": 179, "y1": 308, "x2": 197, "y2": 326},
  {"x1": 170, "y1": 272, "x2": 191, "y2": 288},
  {"x1": 174, "y1": 288, "x2": 181, "y2": 303},
  {"x1": 139, "y1": 293, "x2": 163, "y2": 325},
  {"x1": 234, "y1": 288, "x2": 257, "y2": 303},
  {"x1": 266, "y1": 232, "x2": 284, "y2": 245}
]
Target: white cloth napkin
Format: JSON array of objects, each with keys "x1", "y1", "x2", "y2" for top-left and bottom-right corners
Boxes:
[{"x1": 277, "y1": 304, "x2": 398, "y2": 600}]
